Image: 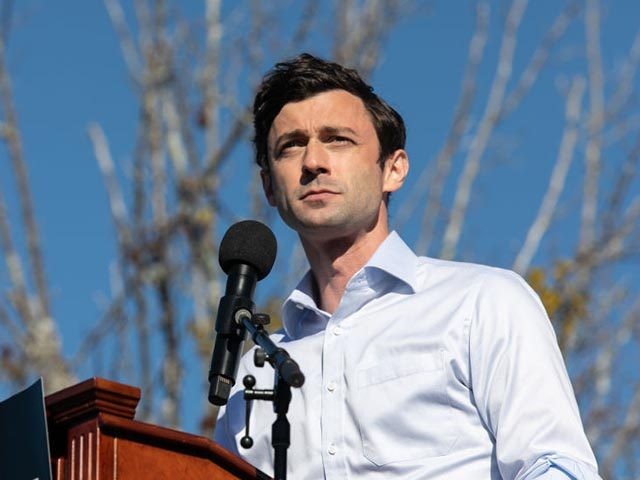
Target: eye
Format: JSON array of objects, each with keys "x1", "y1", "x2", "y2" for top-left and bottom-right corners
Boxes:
[
  {"x1": 328, "y1": 135, "x2": 352, "y2": 145},
  {"x1": 277, "y1": 139, "x2": 305, "y2": 157}
]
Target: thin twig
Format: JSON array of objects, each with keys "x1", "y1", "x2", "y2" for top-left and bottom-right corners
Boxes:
[
  {"x1": 513, "y1": 76, "x2": 585, "y2": 274},
  {"x1": 0, "y1": 186, "x2": 32, "y2": 325},
  {"x1": 501, "y1": 2, "x2": 580, "y2": 118},
  {"x1": 103, "y1": 0, "x2": 142, "y2": 82},
  {"x1": 440, "y1": 0, "x2": 528, "y2": 259},
  {"x1": 579, "y1": 0, "x2": 605, "y2": 253},
  {"x1": 606, "y1": 26, "x2": 640, "y2": 120},
  {"x1": 200, "y1": 0, "x2": 222, "y2": 166},
  {"x1": 88, "y1": 123, "x2": 131, "y2": 242},
  {"x1": 0, "y1": 35, "x2": 51, "y2": 319},
  {"x1": 411, "y1": 1, "x2": 490, "y2": 254}
]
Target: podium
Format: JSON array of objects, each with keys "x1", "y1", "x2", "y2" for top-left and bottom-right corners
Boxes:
[{"x1": 45, "y1": 377, "x2": 269, "y2": 479}]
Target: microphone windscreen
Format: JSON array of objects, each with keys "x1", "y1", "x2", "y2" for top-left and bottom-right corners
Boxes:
[{"x1": 219, "y1": 220, "x2": 277, "y2": 280}]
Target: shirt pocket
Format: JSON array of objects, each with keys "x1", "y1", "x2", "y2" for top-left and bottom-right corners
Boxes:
[{"x1": 353, "y1": 349, "x2": 458, "y2": 466}]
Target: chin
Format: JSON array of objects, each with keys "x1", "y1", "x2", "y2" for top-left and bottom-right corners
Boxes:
[
  {"x1": 299, "y1": 221, "x2": 363, "y2": 241},
  {"x1": 281, "y1": 207, "x2": 378, "y2": 238},
  {"x1": 299, "y1": 214, "x2": 348, "y2": 229}
]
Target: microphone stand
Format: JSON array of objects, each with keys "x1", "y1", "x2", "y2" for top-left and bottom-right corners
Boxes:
[{"x1": 235, "y1": 309, "x2": 304, "y2": 480}]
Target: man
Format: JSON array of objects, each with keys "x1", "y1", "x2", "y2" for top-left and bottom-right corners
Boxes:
[{"x1": 214, "y1": 53, "x2": 601, "y2": 479}]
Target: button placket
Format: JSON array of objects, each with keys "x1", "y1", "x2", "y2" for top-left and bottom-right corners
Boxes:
[{"x1": 322, "y1": 315, "x2": 346, "y2": 475}]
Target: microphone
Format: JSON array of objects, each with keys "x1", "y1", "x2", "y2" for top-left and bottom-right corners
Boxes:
[{"x1": 208, "y1": 220, "x2": 277, "y2": 406}]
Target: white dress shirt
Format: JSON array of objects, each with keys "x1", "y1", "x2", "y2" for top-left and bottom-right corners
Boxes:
[{"x1": 215, "y1": 232, "x2": 601, "y2": 479}]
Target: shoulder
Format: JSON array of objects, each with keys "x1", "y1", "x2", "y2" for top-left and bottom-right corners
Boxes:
[
  {"x1": 417, "y1": 256, "x2": 533, "y2": 295},
  {"x1": 415, "y1": 257, "x2": 548, "y2": 321}
]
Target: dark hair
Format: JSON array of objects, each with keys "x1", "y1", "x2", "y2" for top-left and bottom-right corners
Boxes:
[{"x1": 253, "y1": 53, "x2": 406, "y2": 171}]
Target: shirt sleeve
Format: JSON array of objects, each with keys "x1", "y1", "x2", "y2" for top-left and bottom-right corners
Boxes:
[
  {"x1": 468, "y1": 269, "x2": 602, "y2": 480},
  {"x1": 519, "y1": 455, "x2": 602, "y2": 479}
]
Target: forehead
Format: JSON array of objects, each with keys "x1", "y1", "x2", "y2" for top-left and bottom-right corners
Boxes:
[{"x1": 268, "y1": 90, "x2": 375, "y2": 141}]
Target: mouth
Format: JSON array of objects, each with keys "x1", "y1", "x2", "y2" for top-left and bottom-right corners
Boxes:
[{"x1": 300, "y1": 189, "x2": 338, "y2": 201}]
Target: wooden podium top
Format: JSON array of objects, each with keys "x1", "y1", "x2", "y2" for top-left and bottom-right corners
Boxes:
[{"x1": 45, "y1": 377, "x2": 269, "y2": 480}]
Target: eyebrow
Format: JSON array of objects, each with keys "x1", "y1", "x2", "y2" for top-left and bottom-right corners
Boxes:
[{"x1": 321, "y1": 126, "x2": 358, "y2": 137}]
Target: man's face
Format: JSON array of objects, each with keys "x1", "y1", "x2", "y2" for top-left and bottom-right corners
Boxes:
[{"x1": 262, "y1": 90, "x2": 406, "y2": 241}]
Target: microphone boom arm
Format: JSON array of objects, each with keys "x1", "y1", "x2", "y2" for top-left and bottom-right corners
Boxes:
[{"x1": 236, "y1": 309, "x2": 305, "y2": 389}]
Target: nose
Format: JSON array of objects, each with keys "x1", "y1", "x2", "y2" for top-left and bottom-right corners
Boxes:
[{"x1": 301, "y1": 139, "x2": 330, "y2": 176}]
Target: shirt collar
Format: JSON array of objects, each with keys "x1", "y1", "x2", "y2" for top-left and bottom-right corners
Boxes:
[
  {"x1": 364, "y1": 231, "x2": 419, "y2": 293},
  {"x1": 281, "y1": 231, "x2": 418, "y2": 338}
]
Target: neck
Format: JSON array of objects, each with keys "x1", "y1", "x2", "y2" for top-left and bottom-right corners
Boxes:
[{"x1": 300, "y1": 221, "x2": 390, "y2": 314}]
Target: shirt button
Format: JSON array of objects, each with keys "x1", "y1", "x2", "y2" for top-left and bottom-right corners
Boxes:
[
  {"x1": 327, "y1": 381, "x2": 337, "y2": 392},
  {"x1": 328, "y1": 444, "x2": 337, "y2": 455},
  {"x1": 332, "y1": 325, "x2": 343, "y2": 336}
]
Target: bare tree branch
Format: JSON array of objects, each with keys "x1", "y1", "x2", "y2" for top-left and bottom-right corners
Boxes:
[
  {"x1": 408, "y1": 3, "x2": 578, "y2": 255},
  {"x1": 334, "y1": 0, "x2": 404, "y2": 78},
  {"x1": 200, "y1": 0, "x2": 222, "y2": 166},
  {"x1": 0, "y1": 34, "x2": 51, "y2": 320},
  {"x1": 0, "y1": 26, "x2": 73, "y2": 393},
  {"x1": 587, "y1": 295, "x2": 640, "y2": 447},
  {"x1": 411, "y1": 1, "x2": 490, "y2": 254},
  {"x1": 579, "y1": 0, "x2": 604, "y2": 253},
  {"x1": 104, "y1": 0, "x2": 142, "y2": 81},
  {"x1": 500, "y1": 2, "x2": 581, "y2": 119},
  {"x1": 88, "y1": 123, "x2": 131, "y2": 241},
  {"x1": 606, "y1": 26, "x2": 640, "y2": 120},
  {"x1": 600, "y1": 301, "x2": 640, "y2": 477},
  {"x1": 601, "y1": 120, "x2": 640, "y2": 245},
  {"x1": 440, "y1": 0, "x2": 528, "y2": 259},
  {"x1": 0, "y1": 297, "x2": 22, "y2": 342},
  {"x1": 513, "y1": 76, "x2": 585, "y2": 274},
  {"x1": 0, "y1": 186, "x2": 32, "y2": 325}
]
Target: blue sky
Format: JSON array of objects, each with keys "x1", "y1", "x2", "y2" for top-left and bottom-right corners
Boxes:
[{"x1": 2, "y1": 2, "x2": 639, "y2": 442}]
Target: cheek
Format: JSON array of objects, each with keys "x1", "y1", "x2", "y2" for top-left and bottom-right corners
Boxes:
[
  {"x1": 269, "y1": 171, "x2": 295, "y2": 202},
  {"x1": 354, "y1": 165, "x2": 384, "y2": 194}
]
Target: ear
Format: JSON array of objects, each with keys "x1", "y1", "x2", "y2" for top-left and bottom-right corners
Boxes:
[
  {"x1": 382, "y1": 149, "x2": 409, "y2": 194},
  {"x1": 260, "y1": 169, "x2": 277, "y2": 207}
]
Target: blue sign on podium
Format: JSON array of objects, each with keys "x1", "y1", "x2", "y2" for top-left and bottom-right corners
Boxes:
[{"x1": 0, "y1": 378, "x2": 52, "y2": 480}]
